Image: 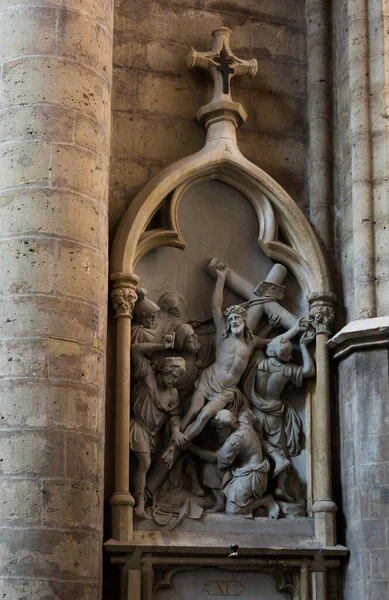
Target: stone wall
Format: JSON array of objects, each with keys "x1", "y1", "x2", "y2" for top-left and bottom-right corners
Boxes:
[
  {"x1": 109, "y1": 0, "x2": 308, "y2": 237},
  {"x1": 333, "y1": 0, "x2": 389, "y2": 322}
]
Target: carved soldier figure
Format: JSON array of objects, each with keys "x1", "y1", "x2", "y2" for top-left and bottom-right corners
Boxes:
[
  {"x1": 130, "y1": 338, "x2": 186, "y2": 517},
  {"x1": 131, "y1": 289, "x2": 162, "y2": 344},
  {"x1": 187, "y1": 409, "x2": 280, "y2": 518},
  {"x1": 243, "y1": 328, "x2": 315, "y2": 502}
]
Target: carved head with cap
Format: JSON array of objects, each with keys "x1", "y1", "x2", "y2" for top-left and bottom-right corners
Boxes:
[
  {"x1": 266, "y1": 336, "x2": 293, "y2": 362},
  {"x1": 175, "y1": 323, "x2": 200, "y2": 354}
]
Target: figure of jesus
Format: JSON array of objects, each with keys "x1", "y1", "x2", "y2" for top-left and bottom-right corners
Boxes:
[{"x1": 177, "y1": 263, "x2": 270, "y2": 443}]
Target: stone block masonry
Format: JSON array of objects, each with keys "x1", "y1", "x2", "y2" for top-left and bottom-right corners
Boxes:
[
  {"x1": 110, "y1": 0, "x2": 309, "y2": 235},
  {"x1": 0, "y1": 1, "x2": 113, "y2": 598}
]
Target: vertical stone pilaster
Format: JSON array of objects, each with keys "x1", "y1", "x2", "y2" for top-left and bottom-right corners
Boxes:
[
  {"x1": 337, "y1": 345, "x2": 389, "y2": 599},
  {"x1": 0, "y1": 1, "x2": 113, "y2": 598},
  {"x1": 329, "y1": 319, "x2": 389, "y2": 600},
  {"x1": 306, "y1": 0, "x2": 332, "y2": 252}
]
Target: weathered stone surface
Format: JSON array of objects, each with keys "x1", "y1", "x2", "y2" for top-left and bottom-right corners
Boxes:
[
  {"x1": 48, "y1": 338, "x2": 105, "y2": 388},
  {"x1": 0, "y1": 379, "x2": 99, "y2": 432},
  {"x1": 66, "y1": 432, "x2": 101, "y2": 486},
  {"x1": 57, "y1": 9, "x2": 113, "y2": 78},
  {"x1": 0, "y1": 105, "x2": 74, "y2": 144},
  {"x1": 1, "y1": 58, "x2": 110, "y2": 123},
  {"x1": 0, "y1": 188, "x2": 107, "y2": 249},
  {"x1": 0, "y1": 430, "x2": 65, "y2": 477},
  {"x1": 0, "y1": 294, "x2": 100, "y2": 342},
  {"x1": 0, "y1": 339, "x2": 48, "y2": 379},
  {"x1": 0, "y1": 238, "x2": 56, "y2": 295},
  {"x1": 4, "y1": 0, "x2": 111, "y2": 27},
  {"x1": 0, "y1": 7, "x2": 57, "y2": 62},
  {"x1": 51, "y1": 145, "x2": 109, "y2": 205},
  {"x1": 0, "y1": 579, "x2": 87, "y2": 600},
  {"x1": 0, "y1": 141, "x2": 51, "y2": 189},
  {"x1": 337, "y1": 347, "x2": 389, "y2": 599},
  {"x1": 42, "y1": 480, "x2": 101, "y2": 529},
  {"x1": 109, "y1": 0, "x2": 309, "y2": 237},
  {"x1": 0, "y1": 529, "x2": 100, "y2": 580},
  {"x1": 0, "y1": 480, "x2": 42, "y2": 526},
  {"x1": 0, "y1": 0, "x2": 112, "y2": 596},
  {"x1": 56, "y1": 243, "x2": 107, "y2": 303}
]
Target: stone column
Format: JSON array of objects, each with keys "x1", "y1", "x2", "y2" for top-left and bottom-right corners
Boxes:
[
  {"x1": 0, "y1": 1, "x2": 113, "y2": 598},
  {"x1": 332, "y1": 1, "x2": 389, "y2": 598}
]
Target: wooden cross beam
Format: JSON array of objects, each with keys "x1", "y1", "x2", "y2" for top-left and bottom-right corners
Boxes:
[{"x1": 205, "y1": 258, "x2": 299, "y2": 330}]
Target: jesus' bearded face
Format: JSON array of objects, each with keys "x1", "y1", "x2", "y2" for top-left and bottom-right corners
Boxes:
[{"x1": 227, "y1": 312, "x2": 245, "y2": 336}]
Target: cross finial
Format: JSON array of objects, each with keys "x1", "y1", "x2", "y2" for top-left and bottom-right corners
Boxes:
[{"x1": 187, "y1": 28, "x2": 257, "y2": 128}]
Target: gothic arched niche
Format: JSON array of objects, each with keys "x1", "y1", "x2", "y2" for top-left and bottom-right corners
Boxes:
[
  {"x1": 108, "y1": 28, "x2": 338, "y2": 563},
  {"x1": 133, "y1": 177, "x2": 310, "y2": 527}
]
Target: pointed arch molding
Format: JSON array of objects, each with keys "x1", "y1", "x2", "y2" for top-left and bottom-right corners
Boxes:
[{"x1": 110, "y1": 135, "x2": 331, "y2": 296}]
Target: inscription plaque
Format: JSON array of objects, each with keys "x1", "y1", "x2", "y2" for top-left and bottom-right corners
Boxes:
[{"x1": 156, "y1": 569, "x2": 292, "y2": 599}]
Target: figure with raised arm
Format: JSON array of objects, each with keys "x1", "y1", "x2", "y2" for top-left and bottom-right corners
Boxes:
[
  {"x1": 177, "y1": 263, "x2": 271, "y2": 444},
  {"x1": 243, "y1": 328, "x2": 316, "y2": 503},
  {"x1": 130, "y1": 336, "x2": 186, "y2": 517}
]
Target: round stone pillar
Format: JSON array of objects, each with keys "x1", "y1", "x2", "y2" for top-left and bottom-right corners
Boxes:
[{"x1": 0, "y1": 1, "x2": 113, "y2": 597}]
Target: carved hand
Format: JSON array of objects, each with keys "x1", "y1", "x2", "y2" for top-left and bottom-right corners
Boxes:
[
  {"x1": 296, "y1": 316, "x2": 310, "y2": 333},
  {"x1": 215, "y1": 262, "x2": 227, "y2": 280},
  {"x1": 300, "y1": 330, "x2": 315, "y2": 346},
  {"x1": 171, "y1": 430, "x2": 187, "y2": 446},
  {"x1": 161, "y1": 444, "x2": 176, "y2": 470},
  {"x1": 268, "y1": 313, "x2": 281, "y2": 328},
  {"x1": 163, "y1": 333, "x2": 175, "y2": 349}
]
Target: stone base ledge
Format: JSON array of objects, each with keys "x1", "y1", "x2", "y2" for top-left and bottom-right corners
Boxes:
[{"x1": 328, "y1": 317, "x2": 389, "y2": 359}]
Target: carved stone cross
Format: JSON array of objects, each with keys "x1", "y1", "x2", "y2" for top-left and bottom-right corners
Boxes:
[{"x1": 187, "y1": 27, "x2": 257, "y2": 127}]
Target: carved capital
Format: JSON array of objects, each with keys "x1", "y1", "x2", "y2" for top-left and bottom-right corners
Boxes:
[
  {"x1": 110, "y1": 272, "x2": 139, "y2": 319},
  {"x1": 308, "y1": 292, "x2": 336, "y2": 334},
  {"x1": 111, "y1": 287, "x2": 137, "y2": 318}
]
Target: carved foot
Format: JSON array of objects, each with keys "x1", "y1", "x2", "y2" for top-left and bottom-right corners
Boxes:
[
  {"x1": 134, "y1": 492, "x2": 146, "y2": 518},
  {"x1": 261, "y1": 494, "x2": 280, "y2": 519},
  {"x1": 191, "y1": 484, "x2": 205, "y2": 497},
  {"x1": 206, "y1": 502, "x2": 225, "y2": 513},
  {"x1": 275, "y1": 488, "x2": 295, "y2": 503}
]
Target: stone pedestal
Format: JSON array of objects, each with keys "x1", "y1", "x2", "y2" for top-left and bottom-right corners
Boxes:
[{"x1": 0, "y1": 1, "x2": 113, "y2": 597}]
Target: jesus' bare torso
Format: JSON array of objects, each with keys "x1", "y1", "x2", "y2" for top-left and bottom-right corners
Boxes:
[{"x1": 175, "y1": 263, "x2": 268, "y2": 445}]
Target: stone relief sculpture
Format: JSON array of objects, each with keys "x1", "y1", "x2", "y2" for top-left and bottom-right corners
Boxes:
[
  {"x1": 130, "y1": 337, "x2": 186, "y2": 517},
  {"x1": 187, "y1": 409, "x2": 280, "y2": 518},
  {"x1": 129, "y1": 259, "x2": 317, "y2": 525},
  {"x1": 131, "y1": 289, "x2": 162, "y2": 344},
  {"x1": 243, "y1": 326, "x2": 316, "y2": 507}
]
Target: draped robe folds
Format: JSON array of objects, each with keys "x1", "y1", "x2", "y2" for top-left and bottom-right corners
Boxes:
[
  {"x1": 217, "y1": 432, "x2": 270, "y2": 509},
  {"x1": 195, "y1": 364, "x2": 244, "y2": 415},
  {"x1": 131, "y1": 324, "x2": 163, "y2": 345},
  {"x1": 130, "y1": 355, "x2": 180, "y2": 455},
  {"x1": 243, "y1": 349, "x2": 304, "y2": 458}
]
